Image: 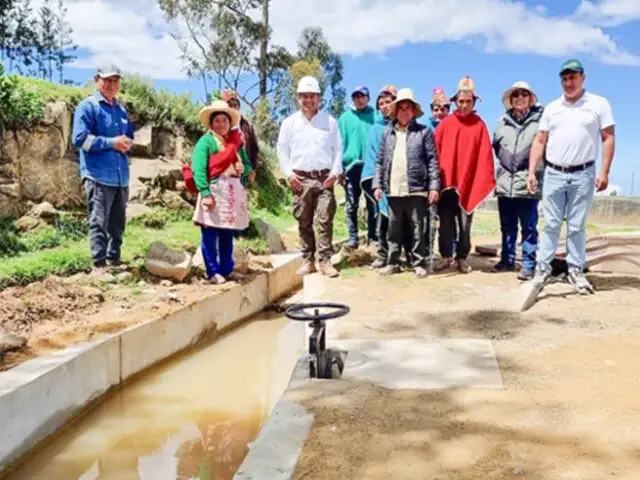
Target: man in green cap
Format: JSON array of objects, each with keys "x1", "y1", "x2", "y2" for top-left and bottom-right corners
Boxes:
[{"x1": 523, "y1": 59, "x2": 616, "y2": 308}]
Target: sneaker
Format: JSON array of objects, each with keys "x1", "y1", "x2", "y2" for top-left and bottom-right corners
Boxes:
[
  {"x1": 370, "y1": 258, "x2": 386, "y2": 269},
  {"x1": 517, "y1": 268, "x2": 535, "y2": 281},
  {"x1": 106, "y1": 260, "x2": 130, "y2": 270},
  {"x1": 207, "y1": 273, "x2": 226, "y2": 284},
  {"x1": 296, "y1": 260, "x2": 316, "y2": 276},
  {"x1": 492, "y1": 262, "x2": 515, "y2": 273},
  {"x1": 318, "y1": 260, "x2": 339, "y2": 278},
  {"x1": 433, "y1": 257, "x2": 454, "y2": 272},
  {"x1": 414, "y1": 266, "x2": 428, "y2": 278},
  {"x1": 567, "y1": 267, "x2": 594, "y2": 295},
  {"x1": 379, "y1": 265, "x2": 400, "y2": 276},
  {"x1": 521, "y1": 264, "x2": 551, "y2": 311},
  {"x1": 457, "y1": 258, "x2": 472, "y2": 274}
]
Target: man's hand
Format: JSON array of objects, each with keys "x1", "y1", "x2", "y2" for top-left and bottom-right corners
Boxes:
[
  {"x1": 323, "y1": 173, "x2": 337, "y2": 189},
  {"x1": 288, "y1": 173, "x2": 303, "y2": 193},
  {"x1": 596, "y1": 171, "x2": 609, "y2": 192},
  {"x1": 113, "y1": 135, "x2": 132, "y2": 153},
  {"x1": 527, "y1": 172, "x2": 537, "y2": 194},
  {"x1": 428, "y1": 190, "x2": 439, "y2": 204},
  {"x1": 202, "y1": 195, "x2": 215, "y2": 210},
  {"x1": 374, "y1": 189, "x2": 382, "y2": 202},
  {"x1": 248, "y1": 171, "x2": 256, "y2": 183}
]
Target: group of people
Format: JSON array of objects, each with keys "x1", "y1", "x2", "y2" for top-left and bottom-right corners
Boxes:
[
  {"x1": 276, "y1": 58, "x2": 615, "y2": 295},
  {"x1": 72, "y1": 57, "x2": 615, "y2": 296}
]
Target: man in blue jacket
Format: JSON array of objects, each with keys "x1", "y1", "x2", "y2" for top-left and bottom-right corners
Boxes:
[{"x1": 72, "y1": 65, "x2": 134, "y2": 276}]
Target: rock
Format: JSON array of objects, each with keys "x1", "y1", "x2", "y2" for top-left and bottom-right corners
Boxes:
[
  {"x1": 127, "y1": 203, "x2": 153, "y2": 219},
  {"x1": 0, "y1": 327, "x2": 27, "y2": 354},
  {"x1": 160, "y1": 279, "x2": 173, "y2": 287},
  {"x1": 145, "y1": 241, "x2": 193, "y2": 282},
  {"x1": 252, "y1": 219, "x2": 285, "y2": 253},
  {"x1": 132, "y1": 125, "x2": 153, "y2": 157},
  {"x1": 80, "y1": 286, "x2": 105, "y2": 302},
  {"x1": 30, "y1": 201, "x2": 59, "y2": 220},
  {"x1": 160, "y1": 190, "x2": 191, "y2": 210},
  {"x1": 15, "y1": 215, "x2": 42, "y2": 232},
  {"x1": 192, "y1": 247, "x2": 205, "y2": 269},
  {"x1": 152, "y1": 128, "x2": 190, "y2": 161},
  {"x1": 116, "y1": 272, "x2": 134, "y2": 282},
  {"x1": 234, "y1": 247, "x2": 250, "y2": 274}
]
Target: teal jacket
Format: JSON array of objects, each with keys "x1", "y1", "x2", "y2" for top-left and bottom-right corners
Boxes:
[
  {"x1": 362, "y1": 111, "x2": 389, "y2": 216},
  {"x1": 338, "y1": 105, "x2": 377, "y2": 172}
]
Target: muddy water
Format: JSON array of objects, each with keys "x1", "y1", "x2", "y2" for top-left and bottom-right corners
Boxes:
[{"x1": 4, "y1": 313, "x2": 305, "y2": 480}]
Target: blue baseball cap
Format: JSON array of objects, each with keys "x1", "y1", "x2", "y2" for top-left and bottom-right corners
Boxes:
[
  {"x1": 351, "y1": 85, "x2": 370, "y2": 98},
  {"x1": 559, "y1": 59, "x2": 584, "y2": 75}
]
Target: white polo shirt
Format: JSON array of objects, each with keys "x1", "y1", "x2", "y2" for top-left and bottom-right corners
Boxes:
[
  {"x1": 538, "y1": 91, "x2": 614, "y2": 167},
  {"x1": 276, "y1": 110, "x2": 343, "y2": 178}
]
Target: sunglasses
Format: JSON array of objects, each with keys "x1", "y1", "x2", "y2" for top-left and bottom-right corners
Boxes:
[{"x1": 511, "y1": 90, "x2": 530, "y2": 98}]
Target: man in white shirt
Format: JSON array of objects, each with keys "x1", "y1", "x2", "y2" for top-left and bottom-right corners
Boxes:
[
  {"x1": 525, "y1": 59, "x2": 615, "y2": 300},
  {"x1": 276, "y1": 76, "x2": 344, "y2": 277}
]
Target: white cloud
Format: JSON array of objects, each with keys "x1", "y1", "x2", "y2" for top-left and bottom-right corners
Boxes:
[{"x1": 60, "y1": 0, "x2": 640, "y2": 79}]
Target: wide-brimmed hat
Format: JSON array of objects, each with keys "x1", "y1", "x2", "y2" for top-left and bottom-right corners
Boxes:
[
  {"x1": 450, "y1": 75, "x2": 481, "y2": 102},
  {"x1": 431, "y1": 87, "x2": 451, "y2": 106},
  {"x1": 198, "y1": 100, "x2": 241, "y2": 129},
  {"x1": 501, "y1": 81, "x2": 538, "y2": 110},
  {"x1": 388, "y1": 88, "x2": 424, "y2": 118}
]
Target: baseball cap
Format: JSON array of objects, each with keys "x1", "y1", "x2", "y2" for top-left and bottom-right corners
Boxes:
[
  {"x1": 96, "y1": 64, "x2": 122, "y2": 78},
  {"x1": 559, "y1": 59, "x2": 584, "y2": 75},
  {"x1": 351, "y1": 85, "x2": 370, "y2": 98},
  {"x1": 297, "y1": 76, "x2": 321, "y2": 94}
]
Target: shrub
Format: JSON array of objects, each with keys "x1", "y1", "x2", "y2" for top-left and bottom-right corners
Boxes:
[{"x1": 0, "y1": 62, "x2": 46, "y2": 127}]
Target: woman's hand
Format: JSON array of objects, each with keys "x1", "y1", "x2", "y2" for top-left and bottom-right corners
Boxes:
[
  {"x1": 374, "y1": 189, "x2": 382, "y2": 202},
  {"x1": 202, "y1": 196, "x2": 215, "y2": 210}
]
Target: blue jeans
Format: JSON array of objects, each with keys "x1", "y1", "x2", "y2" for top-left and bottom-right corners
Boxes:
[
  {"x1": 537, "y1": 165, "x2": 595, "y2": 270},
  {"x1": 497, "y1": 197, "x2": 539, "y2": 271},
  {"x1": 82, "y1": 178, "x2": 128, "y2": 266},
  {"x1": 201, "y1": 227, "x2": 235, "y2": 278},
  {"x1": 345, "y1": 165, "x2": 377, "y2": 245}
]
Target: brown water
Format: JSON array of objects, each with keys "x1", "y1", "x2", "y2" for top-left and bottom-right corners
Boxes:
[{"x1": 4, "y1": 313, "x2": 305, "y2": 480}]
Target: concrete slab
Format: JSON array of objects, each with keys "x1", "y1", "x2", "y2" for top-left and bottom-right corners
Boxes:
[
  {"x1": 0, "y1": 336, "x2": 120, "y2": 470},
  {"x1": 335, "y1": 337, "x2": 503, "y2": 389},
  {"x1": 268, "y1": 252, "x2": 303, "y2": 303}
]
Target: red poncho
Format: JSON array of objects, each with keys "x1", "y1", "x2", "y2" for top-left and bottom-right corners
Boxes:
[
  {"x1": 207, "y1": 129, "x2": 244, "y2": 179},
  {"x1": 434, "y1": 111, "x2": 496, "y2": 213}
]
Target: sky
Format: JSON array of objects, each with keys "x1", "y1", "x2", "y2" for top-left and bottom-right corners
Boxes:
[{"x1": 57, "y1": 0, "x2": 640, "y2": 194}]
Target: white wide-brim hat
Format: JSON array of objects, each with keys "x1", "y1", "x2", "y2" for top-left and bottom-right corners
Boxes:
[
  {"x1": 198, "y1": 100, "x2": 241, "y2": 129},
  {"x1": 502, "y1": 81, "x2": 538, "y2": 110},
  {"x1": 388, "y1": 88, "x2": 424, "y2": 118}
]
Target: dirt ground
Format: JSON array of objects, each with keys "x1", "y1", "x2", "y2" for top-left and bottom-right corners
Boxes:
[
  {"x1": 0, "y1": 257, "x2": 274, "y2": 371},
  {"x1": 290, "y1": 241, "x2": 640, "y2": 480}
]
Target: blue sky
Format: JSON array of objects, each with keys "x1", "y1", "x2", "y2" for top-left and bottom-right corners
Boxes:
[{"x1": 57, "y1": 0, "x2": 640, "y2": 193}]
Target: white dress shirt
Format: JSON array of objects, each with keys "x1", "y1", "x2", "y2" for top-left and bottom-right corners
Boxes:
[{"x1": 276, "y1": 110, "x2": 343, "y2": 178}]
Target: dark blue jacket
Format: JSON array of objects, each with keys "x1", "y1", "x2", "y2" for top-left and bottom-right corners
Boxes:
[{"x1": 71, "y1": 91, "x2": 134, "y2": 187}]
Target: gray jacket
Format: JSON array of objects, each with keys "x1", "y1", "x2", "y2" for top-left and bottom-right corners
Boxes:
[
  {"x1": 372, "y1": 120, "x2": 440, "y2": 194},
  {"x1": 492, "y1": 106, "x2": 544, "y2": 199}
]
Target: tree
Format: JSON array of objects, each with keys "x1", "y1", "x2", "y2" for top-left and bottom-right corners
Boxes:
[
  {"x1": 0, "y1": 0, "x2": 15, "y2": 63},
  {"x1": 36, "y1": 0, "x2": 57, "y2": 80},
  {"x1": 54, "y1": 0, "x2": 77, "y2": 83},
  {"x1": 274, "y1": 27, "x2": 346, "y2": 119},
  {"x1": 9, "y1": 0, "x2": 37, "y2": 75},
  {"x1": 159, "y1": 0, "x2": 292, "y2": 109}
]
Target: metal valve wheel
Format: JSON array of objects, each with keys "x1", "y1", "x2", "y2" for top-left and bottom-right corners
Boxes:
[{"x1": 285, "y1": 302, "x2": 349, "y2": 379}]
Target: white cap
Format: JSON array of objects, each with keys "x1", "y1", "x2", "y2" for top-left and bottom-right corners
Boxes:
[{"x1": 297, "y1": 76, "x2": 321, "y2": 94}]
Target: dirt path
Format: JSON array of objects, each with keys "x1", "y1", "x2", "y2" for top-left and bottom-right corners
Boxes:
[{"x1": 290, "y1": 254, "x2": 640, "y2": 479}]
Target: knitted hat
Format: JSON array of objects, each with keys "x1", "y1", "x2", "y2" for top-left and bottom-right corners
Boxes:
[
  {"x1": 450, "y1": 75, "x2": 481, "y2": 102},
  {"x1": 431, "y1": 87, "x2": 451, "y2": 106},
  {"x1": 376, "y1": 84, "x2": 397, "y2": 109}
]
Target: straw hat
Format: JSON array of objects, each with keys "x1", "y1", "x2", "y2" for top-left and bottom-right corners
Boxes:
[
  {"x1": 450, "y1": 75, "x2": 481, "y2": 102},
  {"x1": 501, "y1": 81, "x2": 538, "y2": 110},
  {"x1": 198, "y1": 100, "x2": 241, "y2": 129},
  {"x1": 388, "y1": 88, "x2": 424, "y2": 118}
]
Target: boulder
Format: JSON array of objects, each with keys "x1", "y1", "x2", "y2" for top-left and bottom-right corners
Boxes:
[
  {"x1": 145, "y1": 241, "x2": 193, "y2": 282},
  {"x1": 152, "y1": 127, "x2": 191, "y2": 161},
  {"x1": 132, "y1": 125, "x2": 153, "y2": 157},
  {"x1": 234, "y1": 247, "x2": 250, "y2": 274},
  {"x1": 253, "y1": 218, "x2": 285, "y2": 253},
  {"x1": 30, "y1": 201, "x2": 59, "y2": 220},
  {"x1": 0, "y1": 327, "x2": 27, "y2": 355},
  {"x1": 15, "y1": 215, "x2": 42, "y2": 232}
]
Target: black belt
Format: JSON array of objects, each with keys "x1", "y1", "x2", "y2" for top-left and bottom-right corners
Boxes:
[
  {"x1": 293, "y1": 169, "x2": 330, "y2": 179},
  {"x1": 545, "y1": 160, "x2": 595, "y2": 173}
]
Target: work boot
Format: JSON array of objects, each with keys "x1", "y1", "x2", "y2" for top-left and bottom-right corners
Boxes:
[
  {"x1": 379, "y1": 264, "x2": 400, "y2": 276},
  {"x1": 318, "y1": 260, "x2": 339, "y2": 278},
  {"x1": 457, "y1": 258, "x2": 472, "y2": 274},
  {"x1": 296, "y1": 260, "x2": 316, "y2": 276},
  {"x1": 433, "y1": 257, "x2": 454, "y2": 272},
  {"x1": 414, "y1": 266, "x2": 428, "y2": 278},
  {"x1": 567, "y1": 267, "x2": 594, "y2": 295},
  {"x1": 492, "y1": 262, "x2": 515, "y2": 273},
  {"x1": 517, "y1": 267, "x2": 534, "y2": 281},
  {"x1": 370, "y1": 257, "x2": 386, "y2": 269}
]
